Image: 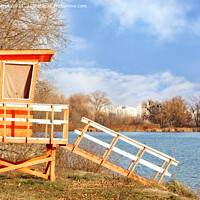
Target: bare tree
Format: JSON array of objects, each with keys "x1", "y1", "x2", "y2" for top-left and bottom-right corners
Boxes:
[
  {"x1": 88, "y1": 90, "x2": 111, "y2": 122},
  {"x1": 143, "y1": 97, "x2": 191, "y2": 127},
  {"x1": 0, "y1": 0, "x2": 68, "y2": 50},
  {"x1": 164, "y1": 97, "x2": 191, "y2": 127},
  {"x1": 187, "y1": 96, "x2": 200, "y2": 127},
  {"x1": 68, "y1": 93, "x2": 90, "y2": 130}
]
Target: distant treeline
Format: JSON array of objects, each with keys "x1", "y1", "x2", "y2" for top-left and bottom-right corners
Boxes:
[{"x1": 34, "y1": 80, "x2": 200, "y2": 131}]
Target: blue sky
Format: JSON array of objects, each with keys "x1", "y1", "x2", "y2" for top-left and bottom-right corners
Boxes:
[{"x1": 45, "y1": 0, "x2": 200, "y2": 105}]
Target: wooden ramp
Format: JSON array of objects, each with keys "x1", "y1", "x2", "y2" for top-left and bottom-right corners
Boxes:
[{"x1": 61, "y1": 117, "x2": 179, "y2": 185}]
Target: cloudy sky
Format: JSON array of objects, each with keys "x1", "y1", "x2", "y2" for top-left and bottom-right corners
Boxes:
[{"x1": 44, "y1": 0, "x2": 200, "y2": 105}]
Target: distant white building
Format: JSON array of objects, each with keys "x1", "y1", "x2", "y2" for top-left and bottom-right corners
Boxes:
[{"x1": 106, "y1": 103, "x2": 144, "y2": 117}]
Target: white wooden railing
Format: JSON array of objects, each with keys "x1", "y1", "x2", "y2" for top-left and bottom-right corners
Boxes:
[
  {"x1": 0, "y1": 102, "x2": 69, "y2": 144},
  {"x1": 73, "y1": 117, "x2": 179, "y2": 184}
]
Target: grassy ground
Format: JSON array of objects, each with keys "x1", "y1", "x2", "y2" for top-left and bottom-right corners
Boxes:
[{"x1": 0, "y1": 169, "x2": 198, "y2": 200}]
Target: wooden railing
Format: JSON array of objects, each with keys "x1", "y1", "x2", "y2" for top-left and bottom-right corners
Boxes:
[{"x1": 0, "y1": 102, "x2": 69, "y2": 144}]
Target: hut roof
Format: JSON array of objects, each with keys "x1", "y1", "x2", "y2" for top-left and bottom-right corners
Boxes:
[{"x1": 0, "y1": 49, "x2": 54, "y2": 62}]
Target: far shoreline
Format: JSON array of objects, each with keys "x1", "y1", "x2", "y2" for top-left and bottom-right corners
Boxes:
[{"x1": 73, "y1": 126, "x2": 200, "y2": 133}]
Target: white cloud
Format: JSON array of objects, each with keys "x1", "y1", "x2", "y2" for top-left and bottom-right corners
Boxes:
[
  {"x1": 91, "y1": 0, "x2": 197, "y2": 40},
  {"x1": 44, "y1": 67, "x2": 200, "y2": 105},
  {"x1": 67, "y1": 59, "x2": 96, "y2": 68}
]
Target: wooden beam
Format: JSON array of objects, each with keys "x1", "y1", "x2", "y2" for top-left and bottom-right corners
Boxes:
[
  {"x1": 153, "y1": 161, "x2": 166, "y2": 181},
  {"x1": 72, "y1": 122, "x2": 91, "y2": 152},
  {"x1": 101, "y1": 137, "x2": 116, "y2": 159},
  {"x1": 0, "y1": 157, "x2": 53, "y2": 173},
  {"x1": 61, "y1": 144, "x2": 150, "y2": 185},
  {"x1": 157, "y1": 160, "x2": 172, "y2": 184},
  {"x1": 66, "y1": 107, "x2": 69, "y2": 140},
  {"x1": 45, "y1": 111, "x2": 49, "y2": 138},
  {"x1": 62, "y1": 108, "x2": 68, "y2": 140},
  {"x1": 0, "y1": 62, "x2": 3, "y2": 101},
  {"x1": 0, "y1": 137, "x2": 68, "y2": 145},
  {"x1": 30, "y1": 62, "x2": 38, "y2": 103},
  {"x1": 14, "y1": 152, "x2": 51, "y2": 165},
  {"x1": 3, "y1": 103, "x2": 6, "y2": 142},
  {"x1": 101, "y1": 135, "x2": 119, "y2": 165},
  {"x1": 0, "y1": 49, "x2": 55, "y2": 62},
  {"x1": 51, "y1": 105, "x2": 54, "y2": 142},
  {"x1": 127, "y1": 149, "x2": 141, "y2": 171},
  {"x1": 0, "y1": 157, "x2": 50, "y2": 179},
  {"x1": 44, "y1": 146, "x2": 51, "y2": 175},
  {"x1": 50, "y1": 144, "x2": 56, "y2": 181},
  {"x1": 127, "y1": 147, "x2": 147, "y2": 177},
  {"x1": 27, "y1": 104, "x2": 30, "y2": 143}
]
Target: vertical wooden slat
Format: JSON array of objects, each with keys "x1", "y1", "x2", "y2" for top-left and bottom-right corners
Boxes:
[
  {"x1": 153, "y1": 160, "x2": 166, "y2": 181},
  {"x1": 50, "y1": 105, "x2": 54, "y2": 143},
  {"x1": 157, "y1": 160, "x2": 172, "y2": 184},
  {"x1": 0, "y1": 62, "x2": 4, "y2": 100},
  {"x1": 72, "y1": 122, "x2": 91, "y2": 152},
  {"x1": 127, "y1": 147, "x2": 147, "y2": 177},
  {"x1": 102, "y1": 136, "x2": 116, "y2": 159},
  {"x1": 3, "y1": 103, "x2": 6, "y2": 142},
  {"x1": 66, "y1": 106, "x2": 69, "y2": 141},
  {"x1": 62, "y1": 108, "x2": 68, "y2": 140},
  {"x1": 30, "y1": 62, "x2": 39, "y2": 103},
  {"x1": 27, "y1": 104, "x2": 30, "y2": 143},
  {"x1": 127, "y1": 148, "x2": 142, "y2": 171},
  {"x1": 101, "y1": 135, "x2": 120, "y2": 165},
  {"x1": 45, "y1": 111, "x2": 49, "y2": 138}
]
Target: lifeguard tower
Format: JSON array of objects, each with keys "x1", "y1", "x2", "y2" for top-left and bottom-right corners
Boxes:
[
  {"x1": 0, "y1": 50, "x2": 69, "y2": 181},
  {"x1": 0, "y1": 50, "x2": 178, "y2": 184}
]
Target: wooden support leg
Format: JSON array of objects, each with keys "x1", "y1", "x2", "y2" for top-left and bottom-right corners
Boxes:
[
  {"x1": 157, "y1": 160, "x2": 172, "y2": 184},
  {"x1": 127, "y1": 147, "x2": 147, "y2": 177},
  {"x1": 153, "y1": 160, "x2": 166, "y2": 181},
  {"x1": 50, "y1": 144, "x2": 56, "y2": 182},
  {"x1": 0, "y1": 145, "x2": 57, "y2": 182},
  {"x1": 44, "y1": 145, "x2": 52, "y2": 176}
]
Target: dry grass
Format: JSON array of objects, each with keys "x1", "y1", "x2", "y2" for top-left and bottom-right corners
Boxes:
[
  {"x1": 0, "y1": 141, "x2": 198, "y2": 200},
  {"x1": 0, "y1": 169, "x2": 198, "y2": 200},
  {"x1": 162, "y1": 179, "x2": 198, "y2": 199}
]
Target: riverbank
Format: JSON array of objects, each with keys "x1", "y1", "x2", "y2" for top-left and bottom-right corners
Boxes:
[
  {"x1": 0, "y1": 169, "x2": 198, "y2": 200},
  {"x1": 82, "y1": 124, "x2": 200, "y2": 133}
]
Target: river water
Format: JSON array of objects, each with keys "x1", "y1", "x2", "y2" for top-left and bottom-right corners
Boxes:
[{"x1": 67, "y1": 131, "x2": 200, "y2": 191}]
